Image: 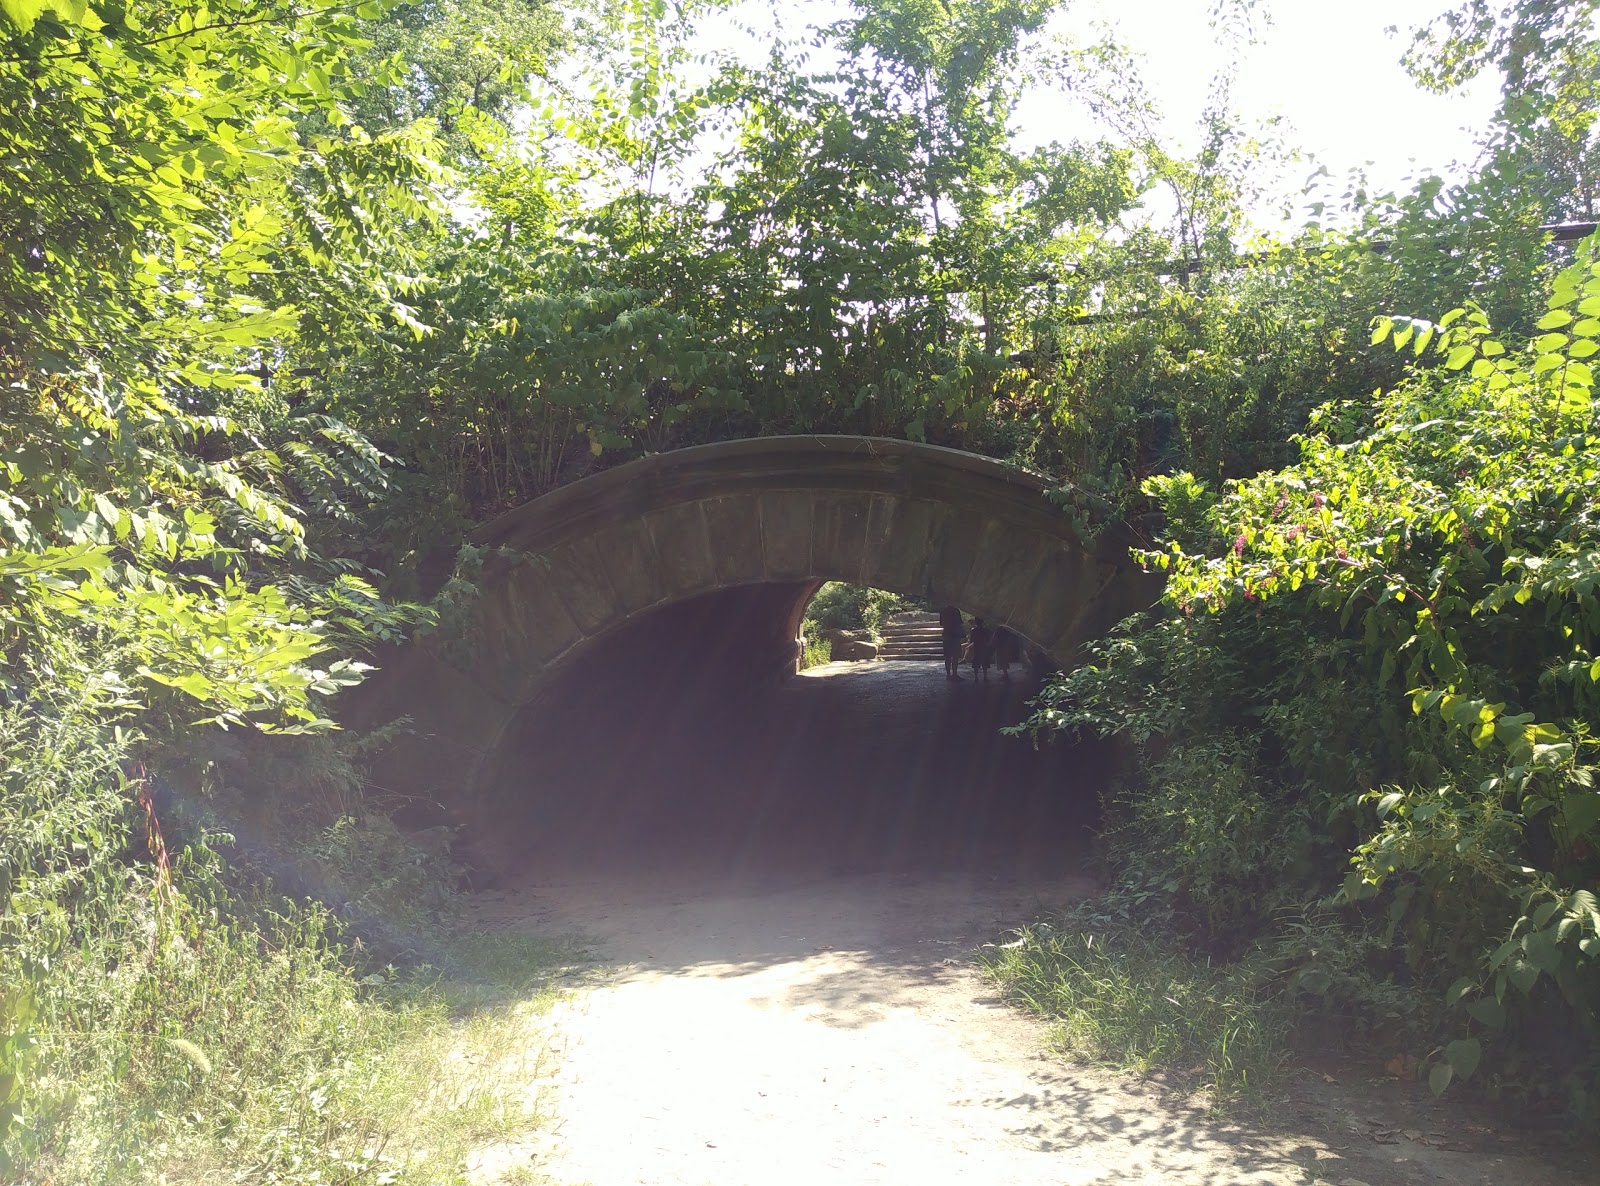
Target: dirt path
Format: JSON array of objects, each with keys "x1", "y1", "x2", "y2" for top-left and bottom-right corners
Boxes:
[
  {"x1": 465, "y1": 867, "x2": 1582, "y2": 1186},
  {"x1": 459, "y1": 662, "x2": 1586, "y2": 1185}
]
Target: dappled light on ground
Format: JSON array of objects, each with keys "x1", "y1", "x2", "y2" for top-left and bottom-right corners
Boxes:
[
  {"x1": 467, "y1": 868, "x2": 1575, "y2": 1185},
  {"x1": 463, "y1": 661, "x2": 1589, "y2": 1186}
]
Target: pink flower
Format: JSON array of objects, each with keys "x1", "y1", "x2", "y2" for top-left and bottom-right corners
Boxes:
[
  {"x1": 1234, "y1": 534, "x2": 1247, "y2": 557},
  {"x1": 1313, "y1": 492, "x2": 1326, "y2": 509}
]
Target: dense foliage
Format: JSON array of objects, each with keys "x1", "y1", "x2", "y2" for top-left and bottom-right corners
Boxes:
[
  {"x1": 1024, "y1": 252, "x2": 1600, "y2": 1123},
  {"x1": 1019, "y1": 0, "x2": 1600, "y2": 1118},
  {"x1": 7, "y1": 0, "x2": 1600, "y2": 1172},
  {"x1": 0, "y1": 0, "x2": 567, "y2": 1178}
]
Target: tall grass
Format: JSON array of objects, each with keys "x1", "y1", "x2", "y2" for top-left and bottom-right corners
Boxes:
[
  {"x1": 982, "y1": 914, "x2": 1290, "y2": 1106},
  {"x1": 15, "y1": 875, "x2": 570, "y2": 1184},
  {"x1": 18, "y1": 889, "x2": 569, "y2": 1183},
  {"x1": 2, "y1": 694, "x2": 574, "y2": 1184}
]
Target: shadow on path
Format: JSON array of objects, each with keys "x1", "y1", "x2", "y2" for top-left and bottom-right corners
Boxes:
[
  {"x1": 495, "y1": 658, "x2": 1103, "y2": 881},
  {"x1": 466, "y1": 661, "x2": 1586, "y2": 1185}
]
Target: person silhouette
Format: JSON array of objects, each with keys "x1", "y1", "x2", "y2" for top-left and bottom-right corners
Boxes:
[
  {"x1": 938, "y1": 605, "x2": 965, "y2": 681},
  {"x1": 969, "y1": 617, "x2": 994, "y2": 682},
  {"x1": 993, "y1": 626, "x2": 1022, "y2": 680}
]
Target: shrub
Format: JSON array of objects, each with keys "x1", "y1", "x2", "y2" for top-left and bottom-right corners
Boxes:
[
  {"x1": 1024, "y1": 242, "x2": 1600, "y2": 1126},
  {"x1": 802, "y1": 583, "x2": 923, "y2": 638},
  {"x1": 983, "y1": 907, "x2": 1290, "y2": 1105}
]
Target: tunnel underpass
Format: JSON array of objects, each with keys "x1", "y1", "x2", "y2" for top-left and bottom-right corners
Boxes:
[
  {"x1": 360, "y1": 436, "x2": 1158, "y2": 879},
  {"x1": 478, "y1": 584, "x2": 1108, "y2": 881}
]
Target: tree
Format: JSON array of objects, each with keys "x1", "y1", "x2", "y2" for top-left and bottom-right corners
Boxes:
[
  {"x1": 1406, "y1": 0, "x2": 1600, "y2": 220},
  {"x1": 341, "y1": 0, "x2": 565, "y2": 160}
]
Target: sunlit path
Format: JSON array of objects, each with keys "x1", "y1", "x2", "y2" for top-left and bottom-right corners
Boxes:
[
  {"x1": 469, "y1": 870, "x2": 1569, "y2": 1186},
  {"x1": 462, "y1": 663, "x2": 1580, "y2": 1186}
]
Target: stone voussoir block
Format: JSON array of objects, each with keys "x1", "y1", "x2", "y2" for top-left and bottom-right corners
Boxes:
[
  {"x1": 591, "y1": 517, "x2": 665, "y2": 616},
  {"x1": 760, "y1": 489, "x2": 814, "y2": 579},
  {"x1": 811, "y1": 492, "x2": 873, "y2": 584},
  {"x1": 866, "y1": 496, "x2": 937, "y2": 593},
  {"x1": 702, "y1": 494, "x2": 766, "y2": 585},
  {"x1": 644, "y1": 501, "x2": 719, "y2": 599},
  {"x1": 501, "y1": 559, "x2": 586, "y2": 667},
  {"x1": 964, "y1": 522, "x2": 1057, "y2": 628},
  {"x1": 925, "y1": 505, "x2": 987, "y2": 607},
  {"x1": 542, "y1": 536, "x2": 624, "y2": 636}
]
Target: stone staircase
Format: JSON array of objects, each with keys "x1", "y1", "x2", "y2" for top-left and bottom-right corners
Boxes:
[{"x1": 876, "y1": 611, "x2": 945, "y2": 661}]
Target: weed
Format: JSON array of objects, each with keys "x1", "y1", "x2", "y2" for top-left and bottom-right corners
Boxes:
[
  {"x1": 15, "y1": 907, "x2": 570, "y2": 1183},
  {"x1": 1, "y1": 692, "x2": 573, "y2": 1183},
  {"x1": 982, "y1": 912, "x2": 1290, "y2": 1107},
  {"x1": 800, "y1": 633, "x2": 833, "y2": 669}
]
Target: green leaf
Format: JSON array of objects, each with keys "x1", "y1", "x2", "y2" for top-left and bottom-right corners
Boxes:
[
  {"x1": 1428, "y1": 1060, "x2": 1453, "y2": 1095},
  {"x1": 1466, "y1": 997, "x2": 1505, "y2": 1029},
  {"x1": 1522, "y1": 929, "x2": 1562, "y2": 976},
  {"x1": 1537, "y1": 310, "x2": 1574, "y2": 330},
  {"x1": 1562, "y1": 792, "x2": 1600, "y2": 836},
  {"x1": 1506, "y1": 957, "x2": 1540, "y2": 994},
  {"x1": 0, "y1": 0, "x2": 45, "y2": 32},
  {"x1": 1444, "y1": 1037, "x2": 1481, "y2": 1080},
  {"x1": 1444, "y1": 344, "x2": 1476, "y2": 370}
]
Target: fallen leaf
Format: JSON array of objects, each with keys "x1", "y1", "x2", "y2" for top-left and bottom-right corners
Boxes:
[{"x1": 1384, "y1": 1053, "x2": 1418, "y2": 1077}]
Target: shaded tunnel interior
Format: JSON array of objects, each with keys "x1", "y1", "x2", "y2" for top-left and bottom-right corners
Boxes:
[{"x1": 480, "y1": 584, "x2": 1111, "y2": 879}]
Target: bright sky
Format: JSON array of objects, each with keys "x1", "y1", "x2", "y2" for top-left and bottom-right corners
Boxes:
[
  {"x1": 1039, "y1": 0, "x2": 1500, "y2": 209},
  {"x1": 689, "y1": 0, "x2": 1503, "y2": 232}
]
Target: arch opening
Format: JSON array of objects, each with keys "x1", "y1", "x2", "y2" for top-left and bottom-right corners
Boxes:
[
  {"x1": 797, "y1": 580, "x2": 1053, "y2": 674},
  {"x1": 360, "y1": 437, "x2": 1159, "y2": 832},
  {"x1": 476, "y1": 583, "x2": 1111, "y2": 879}
]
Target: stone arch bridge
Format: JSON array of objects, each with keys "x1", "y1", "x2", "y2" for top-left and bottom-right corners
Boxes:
[{"x1": 363, "y1": 436, "x2": 1160, "y2": 805}]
